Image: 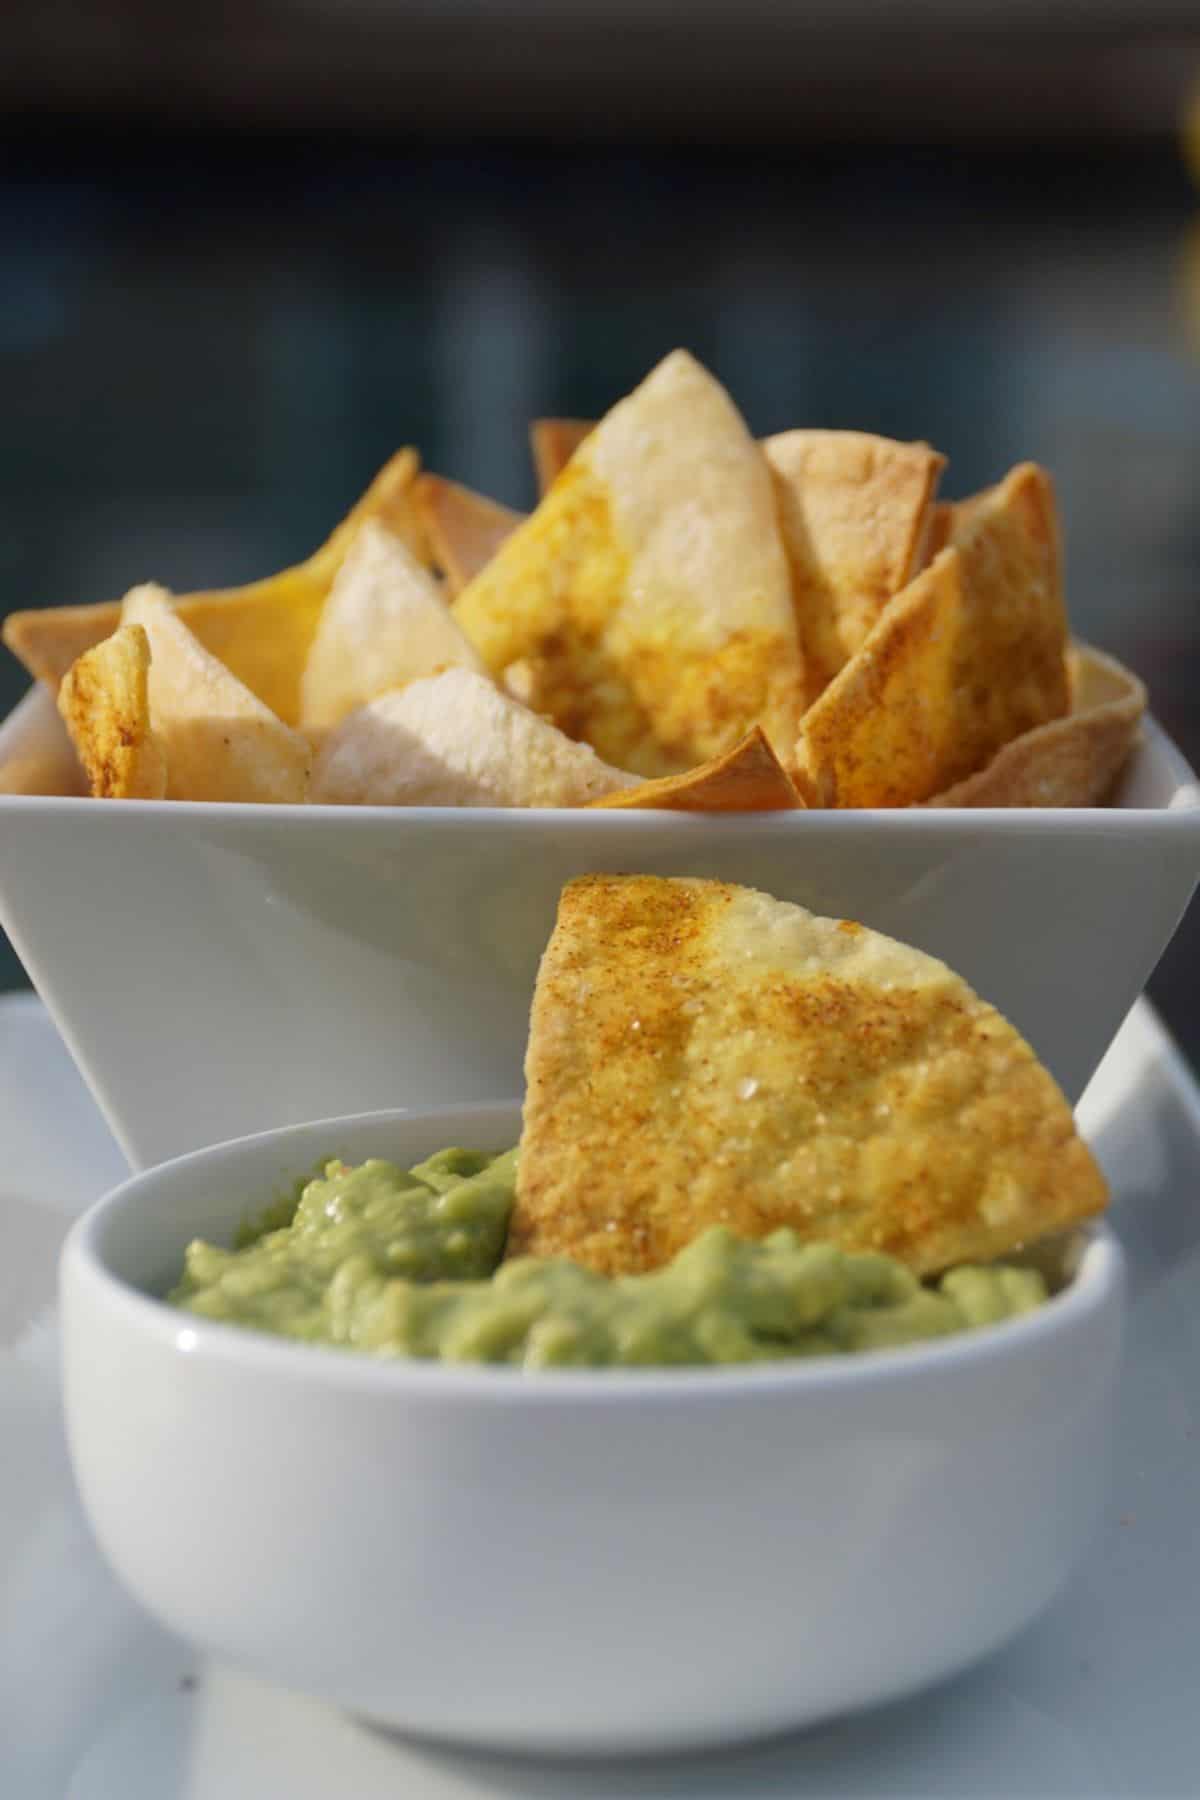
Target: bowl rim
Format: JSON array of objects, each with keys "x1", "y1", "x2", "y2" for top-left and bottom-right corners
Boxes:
[
  {"x1": 61, "y1": 1100, "x2": 1125, "y2": 1404},
  {"x1": 7, "y1": 795, "x2": 1200, "y2": 830}
]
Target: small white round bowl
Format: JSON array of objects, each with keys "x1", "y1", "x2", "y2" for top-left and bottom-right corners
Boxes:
[{"x1": 61, "y1": 1103, "x2": 1124, "y2": 1757}]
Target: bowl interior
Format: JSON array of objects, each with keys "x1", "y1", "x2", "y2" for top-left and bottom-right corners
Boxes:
[
  {"x1": 86, "y1": 1101, "x2": 523, "y2": 1301},
  {"x1": 71, "y1": 1100, "x2": 1121, "y2": 1392},
  {"x1": 4, "y1": 670, "x2": 1198, "y2": 814}
]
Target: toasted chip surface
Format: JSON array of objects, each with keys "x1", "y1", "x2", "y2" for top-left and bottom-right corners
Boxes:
[
  {"x1": 2, "y1": 448, "x2": 425, "y2": 725},
  {"x1": 926, "y1": 644, "x2": 1146, "y2": 807},
  {"x1": 529, "y1": 418, "x2": 594, "y2": 494},
  {"x1": 56, "y1": 624, "x2": 167, "y2": 800},
  {"x1": 949, "y1": 463, "x2": 1070, "y2": 716},
  {"x1": 312, "y1": 667, "x2": 637, "y2": 808},
  {"x1": 453, "y1": 350, "x2": 805, "y2": 778},
  {"x1": 590, "y1": 725, "x2": 801, "y2": 811},
  {"x1": 123, "y1": 586, "x2": 310, "y2": 803},
  {"x1": 765, "y1": 430, "x2": 944, "y2": 704},
  {"x1": 300, "y1": 521, "x2": 483, "y2": 730},
  {"x1": 414, "y1": 475, "x2": 524, "y2": 596},
  {"x1": 796, "y1": 465, "x2": 1070, "y2": 807},
  {"x1": 510, "y1": 875, "x2": 1107, "y2": 1277}
]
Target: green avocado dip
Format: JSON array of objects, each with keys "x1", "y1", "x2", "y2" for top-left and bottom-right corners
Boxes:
[{"x1": 168, "y1": 1148, "x2": 1049, "y2": 1369}]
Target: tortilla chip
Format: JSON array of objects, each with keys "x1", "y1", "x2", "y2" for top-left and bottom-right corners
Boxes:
[
  {"x1": 589, "y1": 726, "x2": 801, "y2": 811},
  {"x1": 453, "y1": 350, "x2": 805, "y2": 779},
  {"x1": 796, "y1": 465, "x2": 1070, "y2": 807},
  {"x1": 510, "y1": 875, "x2": 1107, "y2": 1277},
  {"x1": 312, "y1": 667, "x2": 638, "y2": 808},
  {"x1": 923, "y1": 499, "x2": 955, "y2": 561},
  {"x1": 56, "y1": 624, "x2": 167, "y2": 800},
  {"x1": 0, "y1": 751, "x2": 88, "y2": 797},
  {"x1": 300, "y1": 520, "x2": 484, "y2": 730},
  {"x1": 313, "y1": 445, "x2": 429, "y2": 573},
  {"x1": 764, "y1": 430, "x2": 945, "y2": 705},
  {"x1": 530, "y1": 418, "x2": 594, "y2": 495},
  {"x1": 413, "y1": 475, "x2": 524, "y2": 596},
  {"x1": 122, "y1": 586, "x2": 310, "y2": 803},
  {"x1": 926, "y1": 644, "x2": 1146, "y2": 807},
  {"x1": 1, "y1": 448, "x2": 425, "y2": 726}
]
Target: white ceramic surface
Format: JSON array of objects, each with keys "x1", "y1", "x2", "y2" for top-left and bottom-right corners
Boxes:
[
  {"x1": 60, "y1": 1102, "x2": 1123, "y2": 1756},
  {"x1": 5, "y1": 994, "x2": 1200, "y2": 1794},
  {"x1": 3, "y1": 684, "x2": 1200, "y2": 1169}
]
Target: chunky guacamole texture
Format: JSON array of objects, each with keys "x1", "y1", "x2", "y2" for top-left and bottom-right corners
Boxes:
[{"x1": 168, "y1": 1148, "x2": 1048, "y2": 1368}]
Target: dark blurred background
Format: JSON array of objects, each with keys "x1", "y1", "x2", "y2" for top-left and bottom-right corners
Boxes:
[{"x1": 4, "y1": 2, "x2": 1200, "y2": 1060}]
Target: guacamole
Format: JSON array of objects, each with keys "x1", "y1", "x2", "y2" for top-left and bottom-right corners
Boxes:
[{"x1": 169, "y1": 1148, "x2": 1048, "y2": 1368}]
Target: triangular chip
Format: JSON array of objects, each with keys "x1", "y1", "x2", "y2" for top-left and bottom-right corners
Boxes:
[
  {"x1": 123, "y1": 586, "x2": 310, "y2": 803},
  {"x1": 300, "y1": 520, "x2": 484, "y2": 730},
  {"x1": 796, "y1": 465, "x2": 1070, "y2": 807},
  {"x1": 56, "y1": 623, "x2": 167, "y2": 800},
  {"x1": 453, "y1": 350, "x2": 805, "y2": 779},
  {"x1": 413, "y1": 474, "x2": 524, "y2": 596},
  {"x1": 1, "y1": 448, "x2": 425, "y2": 726},
  {"x1": 529, "y1": 418, "x2": 594, "y2": 495},
  {"x1": 589, "y1": 726, "x2": 801, "y2": 811},
  {"x1": 312, "y1": 667, "x2": 637, "y2": 808},
  {"x1": 764, "y1": 430, "x2": 945, "y2": 704},
  {"x1": 510, "y1": 875, "x2": 1107, "y2": 1277},
  {"x1": 926, "y1": 644, "x2": 1146, "y2": 808}
]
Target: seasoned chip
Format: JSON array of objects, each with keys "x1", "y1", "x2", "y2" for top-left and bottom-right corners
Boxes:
[
  {"x1": 796, "y1": 465, "x2": 1070, "y2": 807},
  {"x1": 589, "y1": 726, "x2": 801, "y2": 811},
  {"x1": 56, "y1": 624, "x2": 166, "y2": 800},
  {"x1": 312, "y1": 667, "x2": 637, "y2": 808},
  {"x1": 300, "y1": 521, "x2": 484, "y2": 730},
  {"x1": 510, "y1": 874, "x2": 1107, "y2": 1277},
  {"x1": 453, "y1": 351, "x2": 805, "y2": 778},
  {"x1": 413, "y1": 474, "x2": 524, "y2": 596},
  {"x1": 764, "y1": 430, "x2": 945, "y2": 704},
  {"x1": 122, "y1": 586, "x2": 310, "y2": 803},
  {"x1": 926, "y1": 644, "x2": 1146, "y2": 807},
  {"x1": 2, "y1": 448, "x2": 426, "y2": 725},
  {"x1": 529, "y1": 418, "x2": 593, "y2": 495},
  {"x1": 923, "y1": 499, "x2": 955, "y2": 560}
]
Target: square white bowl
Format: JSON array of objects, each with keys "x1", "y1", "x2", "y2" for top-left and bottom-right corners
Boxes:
[{"x1": 4, "y1": 681, "x2": 1200, "y2": 1169}]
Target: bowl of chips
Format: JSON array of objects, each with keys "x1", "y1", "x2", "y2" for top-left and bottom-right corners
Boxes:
[
  {"x1": 62, "y1": 881, "x2": 1123, "y2": 1751},
  {"x1": 3, "y1": 350, "x2": 1199, "y2": 1168}
]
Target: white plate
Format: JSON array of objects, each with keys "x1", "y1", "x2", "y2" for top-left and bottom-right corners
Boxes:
[{"x1": 2, "y1": 994, "x2": 1199, "y2": 1798}]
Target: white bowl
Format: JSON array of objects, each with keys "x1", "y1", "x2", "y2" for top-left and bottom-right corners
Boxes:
[
  {"x1": 6, "y1": 682, "x2": 1200, "y2": 1169},
  {"x1": 60, "y1": 1101, "x2": 1125, "y2": 1756}
]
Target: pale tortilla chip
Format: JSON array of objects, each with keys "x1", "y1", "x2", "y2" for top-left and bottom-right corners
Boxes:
[
  {"x1": 453, "y1": 350, "x2": 805, "y2": 779},
  {"x1": 926, "y1": 644, "x2": 1146, "y2": 807},
  {"x1": 530, "y1": 418, "x2": 594, "y2": 495},
  {"x1": 413, "y1": 474, "x2": 524, "y2": 596},
  {"x1": 764, "y1": 430, "x2": 945, "y2": 705},
  {"x1": 122, "y1": 586, "x2": 310, "y2": 803},
  {"x1": 510, "y1": 875, "x2": 1107, "y2": 1277},
  {"x1": 589, "y1": 726, "x2": 801, "y2": 811},
  {"x1": 796, "y1": 465, "x2": 1070, "y2": 807},
  {"x1": 1, "y1": 448, "x2": 426, "y2": 726},
  {"x1": 0, "y1": 751, "x2": 88, "y2": 797},
  {"x1": 56, "y1": 624, "x2": 166, "y2": 800},
  {"x1": 311, "y1": 667, "x2": 637, "y2": 808},
  {"x1": 300, "y1": 520, "x2": 484, "y2": 730}
]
